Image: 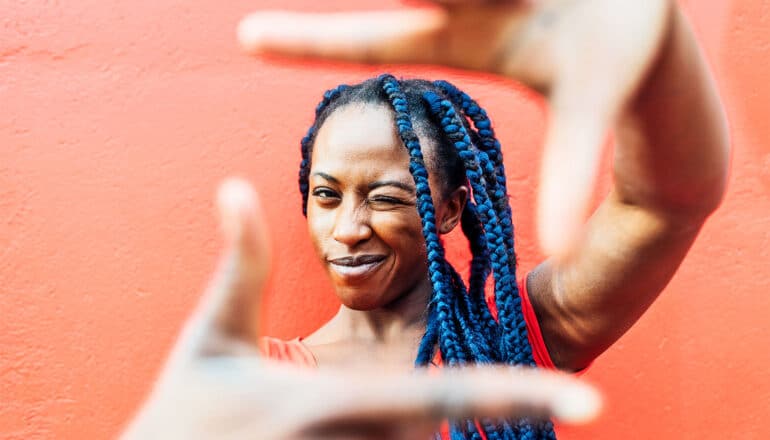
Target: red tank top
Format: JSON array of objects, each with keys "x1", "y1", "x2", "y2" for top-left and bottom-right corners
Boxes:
[{"x1": 259, "y1": 276, "x2": 557, "y2": 439}]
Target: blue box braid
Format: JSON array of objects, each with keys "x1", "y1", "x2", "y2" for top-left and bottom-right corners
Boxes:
[
  {"x1": 459, "y1": 202, "x2": 500, "y2": 349},
  {"x1": 433, "y1": 81, "x2": 517, "y2": 267},
  {"x1": 424, "y1": 86, "x2": 555, "y2": 440},
  {"x1": 297, "y1": 75, "x2": 556, "y2": 440},
  {"x1": 381, "y1": 76, "x2": 494, "y2": 368},
  {"x1": 422, "y1": 92, "x2": 533, "y2": 365},
  {"x1": 380, "y1": 74, "x2": 470, "y2": 367},
  {"x1": 437, "y1": 85, "x2": 520, "y2": 366},
  {"x1": 444, "y1": 259, "x2": 496, "y2": 363},
  {"x1": 422, "y1": 90, "x2": 556, "y2": 440}
]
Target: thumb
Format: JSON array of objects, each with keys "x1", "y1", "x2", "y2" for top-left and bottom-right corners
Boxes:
[
  {"x1": 537, "y1": 88, "x2": 614, "y2": 259},
  {"x1": 172, "y1": 178, "x2": 272, "y2": 362}
]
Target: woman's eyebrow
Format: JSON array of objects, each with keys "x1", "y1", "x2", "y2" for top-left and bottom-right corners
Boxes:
[
  {"x1": 312, "y1": 172, "x2": 415, "y2": 193},
  {"x1": 311, "y1": 171, "x2": 339, "y2": 184},
  {"x1": 368, "y1": 180, "x2": 416, "y2": 193}
]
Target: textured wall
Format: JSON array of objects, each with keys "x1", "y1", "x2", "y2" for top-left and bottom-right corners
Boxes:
[{"x1": 1, "y1": 1, "x2": 768, "y2": 439}]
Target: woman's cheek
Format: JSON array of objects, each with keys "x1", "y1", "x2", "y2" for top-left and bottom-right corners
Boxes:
[
  {"x1": 375, "y1": 213, "x2": 426, "y2": 251},
  {"x1": 306, "y1": 208, "x2": 335, "y2": 255}
]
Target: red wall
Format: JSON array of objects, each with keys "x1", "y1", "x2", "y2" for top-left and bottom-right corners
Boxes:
[{"x1": 1, "y1": 1, "x2": 768, "y2": 438}]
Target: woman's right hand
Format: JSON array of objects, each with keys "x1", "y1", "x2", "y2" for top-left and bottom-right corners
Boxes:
[{"x1": 120, "y1": 178, "x2": 601, "y2": 440}]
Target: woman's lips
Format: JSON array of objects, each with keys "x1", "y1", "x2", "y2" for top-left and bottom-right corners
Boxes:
[{"x1": 328, "y1": 254, "x2": 387, "y2": 279}]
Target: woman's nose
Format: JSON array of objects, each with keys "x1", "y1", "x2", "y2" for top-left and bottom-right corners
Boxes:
[{"x1": 332, "y1": 201, "x2": 372, "y2": 246}]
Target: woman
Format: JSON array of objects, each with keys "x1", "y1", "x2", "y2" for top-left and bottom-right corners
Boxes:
[
  {"x1": 123, "y1": 0, "x2": 729, "y2": 439},
  {"x1": 269, "y1": 73, "x2": 596, "y2": 439}
]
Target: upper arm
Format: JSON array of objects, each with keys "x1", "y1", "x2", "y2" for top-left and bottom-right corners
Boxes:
[{"x1": 527, "y1": 191, "x2": 709, "y2": 372}]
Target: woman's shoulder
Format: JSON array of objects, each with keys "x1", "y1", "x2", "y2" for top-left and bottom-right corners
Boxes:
[{"x1": 259, "y1": 336, "x2": 317, "y2": 367}]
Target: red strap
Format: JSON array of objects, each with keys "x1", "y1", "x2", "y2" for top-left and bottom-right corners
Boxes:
[{"x1": 518, "y1": 276, "x2": 557, "y2": 369}]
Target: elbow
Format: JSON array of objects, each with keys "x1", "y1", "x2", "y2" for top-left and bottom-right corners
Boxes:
[
  {"x1": 665, "y1": 128, "x2": 732, "y2": 219},
  {"x1": 643, "y1": 147, "x2": 731, "y2": 224},
  {"x1": 692, "y1": 124, "x2": 732, "y2": 217},
  {"x1": 685, "y1": 108, "x2": 732, "y2": 217},
  {"x1": 680, "y1": 170, "x2": 729, "y2": 220}
]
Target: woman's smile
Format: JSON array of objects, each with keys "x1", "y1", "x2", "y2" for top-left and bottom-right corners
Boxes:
[{"x1": 328, "y1": 254, "x2": 388, "y2": 281}]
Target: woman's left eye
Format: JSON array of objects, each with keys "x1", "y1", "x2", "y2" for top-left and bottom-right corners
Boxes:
[{"x1": 369, "y1": 196, "x2": 403, "y2": 206}]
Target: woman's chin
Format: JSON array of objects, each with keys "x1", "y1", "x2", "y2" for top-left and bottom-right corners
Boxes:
[{"x1": 334, "y1": 287, "x2": 390, "y2": 311}]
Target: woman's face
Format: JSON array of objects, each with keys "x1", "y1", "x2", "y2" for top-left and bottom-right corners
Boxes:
[{"x1": 307, "y1": 103, "x2": 463, "y2": 310}]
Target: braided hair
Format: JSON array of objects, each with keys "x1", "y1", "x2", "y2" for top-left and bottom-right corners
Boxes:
[{"x1": 299, "y1": 75, "x2": 556, "y2": 440}]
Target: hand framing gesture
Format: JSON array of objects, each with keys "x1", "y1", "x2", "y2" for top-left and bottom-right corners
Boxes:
[
  {"x1": 238, "y1": 0, "x2": 674, "y2": 258},
  {"x1": 121, "y1": 179, "x2": 600, "y2": 439}
]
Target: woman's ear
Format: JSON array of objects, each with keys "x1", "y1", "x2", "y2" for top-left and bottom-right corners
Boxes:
[{"x1": 438, "y1": 185, "x2": 468, "y2": 234}]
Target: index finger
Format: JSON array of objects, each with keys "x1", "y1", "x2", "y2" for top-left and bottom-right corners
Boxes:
[
  {"x1": 292, "y1": 364, "x2": 601, "y2": 436},
  {"x1": 237, "y1": 9, "x2": 447, "y2": 64}
]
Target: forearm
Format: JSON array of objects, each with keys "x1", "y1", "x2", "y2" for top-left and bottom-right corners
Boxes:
[
  {"x1": 614, "y1": 5, "x2": 730, "y2": 217},
  {"x1": 529, "y1": 5, "x2": 732, "y2": 371}
]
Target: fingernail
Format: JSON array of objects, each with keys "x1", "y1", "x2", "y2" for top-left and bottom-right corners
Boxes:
[
  {"x1": 237, "y1": 14, "x2": 266, "y2": 52},
  {"x1": 552, "y1": 384, "x2": 602, "y2": 423},
  {"x1": 217, "y1": 178, "x2": 256, "y2": 243}
]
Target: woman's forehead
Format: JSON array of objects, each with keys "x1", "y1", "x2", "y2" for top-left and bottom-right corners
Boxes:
[
  {"x1": 311, "y1": 102, "x2": 437, "y2": 170},
  {"x1": 312, "y1": 103, "x2": 410, "y2": 168}
]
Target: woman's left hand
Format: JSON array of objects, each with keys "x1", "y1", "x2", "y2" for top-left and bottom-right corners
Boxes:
[
  {"x1": 237, "y1": 0, "x2": 673, "y2": 258},
  {"x1": 237, "y1": 0, "x2": 730, "y2": 371}
]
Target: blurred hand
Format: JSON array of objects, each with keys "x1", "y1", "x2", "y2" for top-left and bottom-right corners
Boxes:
[
  {"x1": 122, "y1": 178, "x2": 600, "y2": 440},
  {"x1": 237, "y1": 0, "x2": 673, "y2": 258}
]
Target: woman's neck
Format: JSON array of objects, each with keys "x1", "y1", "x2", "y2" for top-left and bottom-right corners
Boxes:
[{"x1": 318, "y1": 277, "x2": 433, "y2": 347}]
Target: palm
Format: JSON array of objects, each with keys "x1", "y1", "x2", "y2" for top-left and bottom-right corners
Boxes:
[
  {"x1": 122, "y1": 179, "x2": 599, "y2": 439},
  {"x1": 238, "y1": 0, "x2": 672, "y2": 257}
]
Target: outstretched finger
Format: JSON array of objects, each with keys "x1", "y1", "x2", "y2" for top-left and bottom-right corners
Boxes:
[
  {"x1": 126, "y1": 360, "x2": 600, "y2": 439},
  {"x1": 294, "y1": 365, "x2": 601, "y2": 436},
  {"x1": 173, "y1": 178, "x2": 272, "y2": 361},
  {"x1": 237, "y1": 9, "x2": 448, "y2": 65}
]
